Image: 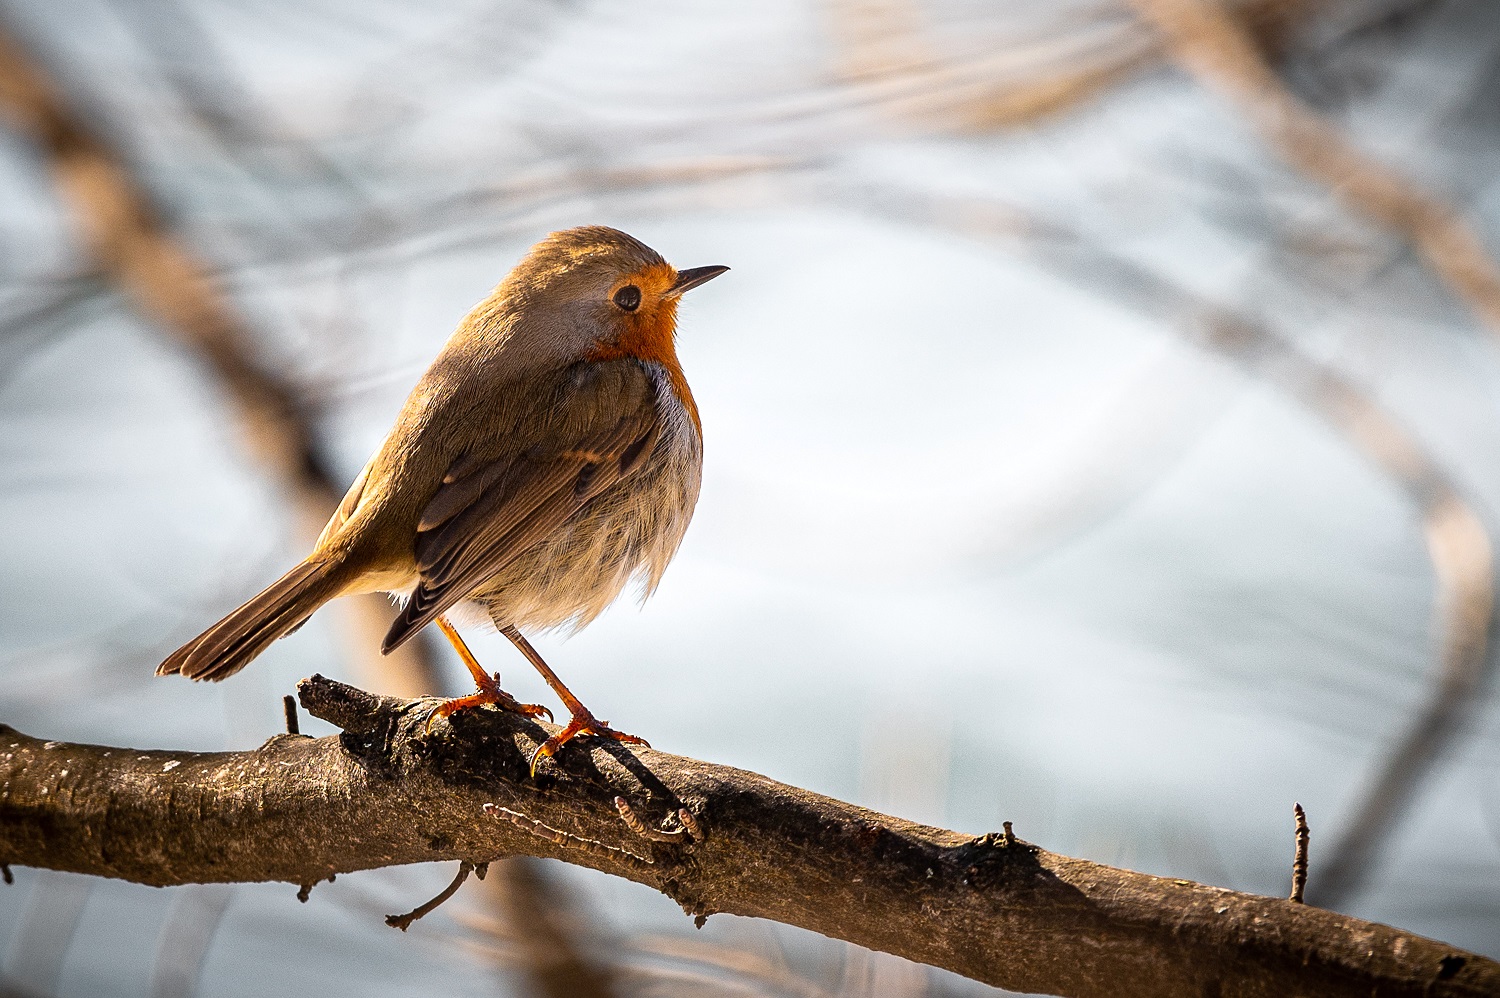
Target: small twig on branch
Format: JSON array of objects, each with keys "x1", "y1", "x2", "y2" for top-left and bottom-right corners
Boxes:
[
  {"x1": 614, "y1": 797, "x2": 687, "y2": 844},
  {"x1": 1, "y1": 674, "x2": 1496, "y2": 998},
  {"x1": 283, "y1": 695, "x2": 300, "y2": 736},
  {"x1": 1290, "y1": 803, "x2": 1309, "y2": 905},
  {"x1": 296, "y1": 873, "x2": 334, "y2": 903},
  {"x1": 386, "y1": 861, "x2": 475, "y2": 932},
  {"x1": 486, "y1": 805, "x2": 655, "y2": 871},
  {"x1": 677, "y1": 807, "x2": 703, "y2": 844}
]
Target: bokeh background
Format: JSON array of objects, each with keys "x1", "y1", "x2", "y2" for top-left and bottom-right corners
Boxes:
[{"x1": 2, "y1": 0, "x2": 1499, "y2": 995}]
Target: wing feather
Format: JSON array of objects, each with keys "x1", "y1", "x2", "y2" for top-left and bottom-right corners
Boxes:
[{"x1": 381, "y1": 361, "x2": 662, "y2": 653}]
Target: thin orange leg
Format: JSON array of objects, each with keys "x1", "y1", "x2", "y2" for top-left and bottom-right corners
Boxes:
[
  {"x1": 424, "y1": 616, "x2": 553, "y2": 730},
  {"x1": 500, "y1": 625, "x2": 648, "y2": 774}
]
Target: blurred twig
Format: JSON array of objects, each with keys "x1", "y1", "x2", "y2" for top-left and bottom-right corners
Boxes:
[
  {"x1": 149, "y1": 884, "x2": 235, "y2": 998},
  {"x1": 1131, "y1": 0, "x2": 1500, "y2": 333},
  {"x1": 0, "y1": 273, "x2": 108, "y2": 392},
  {"x1": 481, "y1": 858, "x2": 619, "y2": 997},
  {"x1": 456, "y1": 924, "x2": 837, "y2": 998},
  {"x1": 106, "y1": 0, "x2": 400, "y2": 254},
  {"x1": 824, "y1": 0, "x2": 1329, "y2": 132},
  {"x1": 620, "y1": 933, "x2": 833, "y2": 998},
  {"x1": 1, "y1": 871, "x2": 91, "y2": 998},
  {"x1": 826, "y1": 2, "x2": 1157, "y2": 131}
]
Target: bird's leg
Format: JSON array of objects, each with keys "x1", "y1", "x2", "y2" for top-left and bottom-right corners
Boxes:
[
  {"x1": 424, "y1": 616, "x2": 553, "y2": 730},
  {"x1": 500, "y1": 625, "x2": 648, "y2": 774}
]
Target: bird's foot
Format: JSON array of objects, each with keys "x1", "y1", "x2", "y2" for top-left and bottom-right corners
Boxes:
[
  {"x1": 529, "y1": 708, "x2": 648, "y2": 776},
  {"x1": 423, "y1": 673, "x2": 553, "y2": 733}
]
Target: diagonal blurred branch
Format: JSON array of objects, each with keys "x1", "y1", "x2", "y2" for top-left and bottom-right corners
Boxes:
[
  {"x1": 1, "y1": 871, "x2": 92, "y2": 998},
  {"x1": 148, "y1": 884, "x2": 235, "y2": 998},
  {"x1": 0, "y1": 18, "x2": 439, "y2": 693},
  {"x1": 0, "y1": 23, "x2": 330, "y2": 496},
  {"x1": 481, "y1": 858, "x2": 619, "y2": 998},
  {"x1": 823, "y1": 0, "x2": 1331, "y2": 133},
  {"x1": 840, "y1": 183, "x2": 1494, "y2": 908},
  {"x1": 1130, "y1": 0, "x2": 1500, "y2": 333}
]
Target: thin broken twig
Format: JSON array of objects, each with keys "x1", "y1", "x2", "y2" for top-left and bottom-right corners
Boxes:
[
  {"x1": 1290, "y1": 803, "x2": 1309, "y2": 905},
  {"x1": 486, "y1": 805, "x2": 655, "y2": 871},
  {"x1": 614, "y1": 797, "x2": 687, "y2": 844},
  {"x1": 386, "y1": 861, "x2": 475, "y2": 932}
]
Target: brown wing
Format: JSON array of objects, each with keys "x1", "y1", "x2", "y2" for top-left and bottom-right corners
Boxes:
[{"x1": 380, "y1": 360, "x2": 661, "y2": 653}]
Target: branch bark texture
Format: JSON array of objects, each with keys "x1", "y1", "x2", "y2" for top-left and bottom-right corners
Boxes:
[{"x1": 0, "y1": 676, "x2": 1493, "y2": 998}]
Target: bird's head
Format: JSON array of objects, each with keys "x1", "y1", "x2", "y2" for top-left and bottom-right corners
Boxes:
[{"x1": 470, "y1": 226, "x2": 727, "y2": 374}]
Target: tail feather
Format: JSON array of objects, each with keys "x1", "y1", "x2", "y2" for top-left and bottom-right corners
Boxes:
[{"x1": 158, "y1": 559, "x2": 344, "y2": 682}]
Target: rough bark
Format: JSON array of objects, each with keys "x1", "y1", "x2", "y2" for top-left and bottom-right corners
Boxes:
[{"x1": 0, "y1": 676, "x2": 1493, "y2": 998}]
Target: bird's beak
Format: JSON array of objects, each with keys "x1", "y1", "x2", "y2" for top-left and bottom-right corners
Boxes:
[{"x1": 668, "y1": 265, "x2": 729, "y2": 296}]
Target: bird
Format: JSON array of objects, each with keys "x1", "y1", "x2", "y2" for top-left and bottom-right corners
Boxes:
[{"x1": 158, "y1": 225, "x2": 726, "y2": 771}]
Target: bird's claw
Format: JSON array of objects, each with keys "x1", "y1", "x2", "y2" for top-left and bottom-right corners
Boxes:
[
  {"x1": 422, "y1": 685, "x2": 553, "y2": 734},
  {"x1": 528, "y1": 712, "x2": 649, "y2": 777}
]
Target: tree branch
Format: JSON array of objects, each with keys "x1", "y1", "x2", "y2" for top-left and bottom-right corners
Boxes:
[{"x1": 0, "y1": 675, "x2": 1493, "y2": 998}]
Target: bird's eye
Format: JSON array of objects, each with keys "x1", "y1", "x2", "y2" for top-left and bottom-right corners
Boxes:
[{"x1": 613, "y1": 285, "x2": 642, "y2": 311}]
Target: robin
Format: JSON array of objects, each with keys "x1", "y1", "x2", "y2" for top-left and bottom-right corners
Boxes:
[{"x1": 158, "y1": 226, "x2": 726, "y2": 771}]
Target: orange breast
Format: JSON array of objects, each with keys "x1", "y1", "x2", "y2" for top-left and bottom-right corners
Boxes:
[{"x1": 584, "y1": 277, "x2": 701, "y2": 434}]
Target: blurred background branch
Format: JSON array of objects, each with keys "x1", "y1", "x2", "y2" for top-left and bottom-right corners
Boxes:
[
  {"x1": 1133, "y1": 0, "x2": 1500, "y2": 331},
  {"x1": 828, "y1": 181, "x2": 1495, "y2": 907},
  {"x1": 0, "y1": 18, "x2": 441, "y2": 693}
]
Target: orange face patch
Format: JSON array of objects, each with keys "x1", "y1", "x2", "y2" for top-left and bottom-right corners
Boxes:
[{"x1": 585, "y1": 263, "x2": 700, "y2": 432}]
